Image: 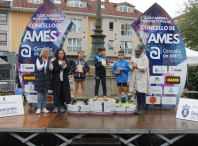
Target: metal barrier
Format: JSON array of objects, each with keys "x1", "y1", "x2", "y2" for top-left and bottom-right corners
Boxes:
[{"x1": 0, "y1": 80, "x2": 15, "y2": 91}]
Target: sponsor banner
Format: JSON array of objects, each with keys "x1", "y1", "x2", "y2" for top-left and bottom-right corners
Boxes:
[
  {"x1": 132, "y1": 3, "x2": 187, "y2": 109},
  {"x1": 24, "y1": 84, "x2": 53, "y2": 93},
  {"x1": 153, "y1": 66, "x2": 167, "y2": 74},
  {"x1": 18, "y1": 0, "x2": 73, "y2": 96},
  {"x1": 176, "y1": 98, "x2": 198, "y2": 121},
  {"x1": 146, "y1": 96, "x2": 160, "y2": 104},
  {"x1": 24, "y1": 84, "x2": 36, "y2": 93},
  {"x1": 0, "y1": 95, "x2": 24, "y2": 117},
  {"x1": 166, "y1": 76, "x2": 180, "y2": 84},
  {"x1": 164, "y1": 87, "x2": 178, "y2": 94},
  {"x1": 151, "y1": 86, "x2": 162, "y2": 94},
  {"x1": 26, "y1": 95, "x2": 53, "y2": 103},
  {"x1": 22, "y1": 74, "x2": 35, "y2": 82},
  {"x1": 162, "y1": 96, "x2": 176, "y2": 104},
  {"x1": 169, "y1": 66, "x2": 182, "y2": 74},
  {"x1": 150, "y1": 76, "x2": 164, "y2": 84},
  {"x1": 20, "y1": 64, "x2": 35, "y2": 72}
]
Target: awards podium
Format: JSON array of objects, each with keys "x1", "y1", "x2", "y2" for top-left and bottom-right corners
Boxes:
[{"x1": 67, "y1": 98, "x2": 136, "y2": 116}]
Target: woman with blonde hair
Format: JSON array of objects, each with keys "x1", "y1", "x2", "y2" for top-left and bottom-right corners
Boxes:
[{"x1": 34, "y1": 47, "x2": 56, "y2": 114}]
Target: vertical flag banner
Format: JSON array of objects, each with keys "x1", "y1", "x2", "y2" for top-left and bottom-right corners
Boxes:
[
  {"x1": 18, "y1": 0, "x2": 73, "y2": 98},
  {"x1": 132, "y1": 3, "x2": 187, "y2": 110}
]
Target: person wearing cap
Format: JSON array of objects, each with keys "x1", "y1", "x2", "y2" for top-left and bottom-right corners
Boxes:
[{"x1": 129, "y1": 44, "x2": 151, "y2": 115}]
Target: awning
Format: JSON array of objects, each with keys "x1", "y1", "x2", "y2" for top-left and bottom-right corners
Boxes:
[{"x1": 0, "y1": 58, "x2": 12, "y2": 69}]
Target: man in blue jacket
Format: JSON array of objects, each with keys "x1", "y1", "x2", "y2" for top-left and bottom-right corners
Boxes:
[{"x1": 113, "y1": 51, "x2": 130, "y2": 107}]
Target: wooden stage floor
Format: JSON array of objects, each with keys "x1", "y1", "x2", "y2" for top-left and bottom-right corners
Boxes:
[{"x1": 0, "y1": 107, "x2": 198, "y2": 134}]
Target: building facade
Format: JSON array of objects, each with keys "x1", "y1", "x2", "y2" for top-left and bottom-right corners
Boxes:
[{"x1": 11, "y1": 0, "x2": 142, "y2": 62}]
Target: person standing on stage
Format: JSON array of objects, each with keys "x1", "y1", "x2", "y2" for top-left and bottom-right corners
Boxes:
[
  {"x1": 34, "y1": 47, "x2": 55, "y2": 114},
  {"x1": 93, "y1": 46, "x2": 108, "y2": 101},
  {"x1": 52, "y1": 48, "x2": 71, "y2": 113},
  {"x1": 129, "y1": 44, "x2": 151, "y2": 115},
  {"x1": 71, "y1": 50, "x2": 90, "y2": 105},
  {"x1": 113, "y1": 50, "x2": 130, "y2": 108}
]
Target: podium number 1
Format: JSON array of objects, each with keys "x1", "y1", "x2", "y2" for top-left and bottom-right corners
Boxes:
[{"x1": 101, "y1": 102, "x2": 104, "y2": 112}]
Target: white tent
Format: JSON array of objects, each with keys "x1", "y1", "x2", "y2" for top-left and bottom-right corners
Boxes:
[{"x1": 186, "y1": 48, "x2": 198, "y2": 66}]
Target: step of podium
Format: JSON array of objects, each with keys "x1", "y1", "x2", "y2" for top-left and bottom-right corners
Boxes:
[
  {"x1": 114, "y1": 104, "x2": 136, "y2": 116},
  {"x1": 89, "y1": 98, "x2": 116, "y2": 116},
  {"x1": 67, "y1": 102, "x2": 91, "y2": 115}
]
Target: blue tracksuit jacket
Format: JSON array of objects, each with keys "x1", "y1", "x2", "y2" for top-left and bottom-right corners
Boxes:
[{"x1": 113, "y1": 59, "x2": 130, "y2": 83}]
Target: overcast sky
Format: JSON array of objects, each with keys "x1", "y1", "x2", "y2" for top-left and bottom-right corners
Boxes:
[{"x1": 108, "y1": 0, "x2": 186, "y2": 18}]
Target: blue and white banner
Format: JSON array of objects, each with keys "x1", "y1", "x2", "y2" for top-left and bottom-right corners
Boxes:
[
  {"x1": 132, "y1": 3, "x2": 187, "y2": 110},
  {"x1": 18, "y1": 0, "x2": 73, "y2": 98}
]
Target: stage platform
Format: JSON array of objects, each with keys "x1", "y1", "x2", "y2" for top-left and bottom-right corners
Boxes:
[{"x1": 0, "y1": 107, "x2": 198, "y2": 134}]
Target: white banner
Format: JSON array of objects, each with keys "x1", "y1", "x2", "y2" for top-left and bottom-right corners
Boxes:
[
  {"x1": 151, "y1": 86, "x2": 162, "y2": 94},
  {"x1": 176, "y1": 98, "x2": 198, "y2": 121},
  {"x1": 0, "y1": 95, "x2": 24, "y2": 118},
  {"x1": 27, "y1": 95, "x2": 53, "y2": 103},
  {"x1": 146, "y1": 96, "x2": 160, "y2": 104},
  {"x1": 150, "y1": 76, "x2": 164, "y2": 84},
  {"x1": 162, "y1": 96, "x2": 176, "y2": 104}
]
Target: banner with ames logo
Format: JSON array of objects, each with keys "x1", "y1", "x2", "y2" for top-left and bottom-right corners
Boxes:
[
  {"x1": 176, "y1": 98, "x2": 198, "y2": 122},
  {"x1": 18, "y1": 1, "x2": 73, "y2": 98},
  {"x1": 132, "y1": 3, "x2": 187, "y2": 110}
]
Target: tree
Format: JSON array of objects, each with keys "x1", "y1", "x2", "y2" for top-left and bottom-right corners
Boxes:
[{"x1": 177, "y1": 0, "x2": 198, "y2": 50}]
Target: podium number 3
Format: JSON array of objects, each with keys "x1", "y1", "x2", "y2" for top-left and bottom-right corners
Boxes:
[
  {"x1": 101, "y1": 102, "x2": 104, "y2": 112},
  {"x1": 78, "y1": 106, "x2": 81, "y2": 112}
]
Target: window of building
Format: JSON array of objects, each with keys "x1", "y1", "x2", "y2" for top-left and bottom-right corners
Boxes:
[
  {"x1": 109, "y1": 22, "x2": 114, "y2": 31},
  {"x1": 119, "y1": 5, "x2": 131, "y2": 13},
  {"x1": 109, "y1": 40, "x2": 114, "y2": 50},
  {"x1": 67, "y1": 38, "x2": 81, "y2": 52},
  {"x1": 91, "y1": 21, "x2": 96, "y2": 31},
  {"x1": 70, "y1": 19, "x2": 82, "y2": 33},
  {"x1": 0, "y1": 31, "x2": 7, "y2": 45},
  {"x1": 30, "y1": 0, "x2": 40, "y2": 4},
  {"x1": 0, "y1": 13, "x2": 7, "y2": 25},
  {"x1": 70, "y1": 0, "x2": 84, "y2": 8},
  {"x1": 54, "y1": 0, "x2": 61, "y2": 4},
  {"x1": 120, "y1": 41, "x2": 132, "y2": 54},
  {"x1": 121, "y1": 23, "x2": 132, "y2": 36},
  {"x1": 101, "y1": 4, "x2": 105, "y2": 9}
]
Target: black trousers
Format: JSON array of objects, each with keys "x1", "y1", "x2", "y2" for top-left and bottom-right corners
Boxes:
[
  {"x1": 59, "y1": 81, "x2": 65, "y2": 106},
  {"x1": 94, "y1": 73, "x2": 106, "y2": 96}
]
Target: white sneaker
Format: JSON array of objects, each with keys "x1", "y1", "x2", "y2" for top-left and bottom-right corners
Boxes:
[
  {"x1": 42, "y1": 108, "x2": 49, "y2": 114},
  {"x1": 36, "y1": 109, "x2": 41, "y2": 114}
]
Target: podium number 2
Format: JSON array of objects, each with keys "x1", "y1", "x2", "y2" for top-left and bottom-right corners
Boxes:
[
  {"x1": 78, "y1": 106, "x2": 81, "y2": 112},
  {"x1": 101, "y1": 102, "x2": 104, "y2": 112}
]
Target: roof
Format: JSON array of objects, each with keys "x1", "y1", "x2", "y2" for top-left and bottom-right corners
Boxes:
[
  {"x1": 12, "y1": 0, "x2": 142, "y2": 18},
  {"x1": 0, "y1": 1, "x2": 11, "y2": 8}
]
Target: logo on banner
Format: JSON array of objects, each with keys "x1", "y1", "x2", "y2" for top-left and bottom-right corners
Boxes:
[
  {"x1": 149, "y1": 96, "x2": 157, "y2": 104},
  {"x1": 2, "y1": 97, "x2": 6, "y2": 101},
  {"x1": 150, "y1": 47, "x2": 160, "y2": 59},
  {"x1": 22, "y1": 74, "x2": 35, "y2": 82},
  {"x1": 21, "y1": 45, "x2": 31, "y2": 57},
  {"x1": 20, "y1": 64, "x2": 35, "y2": 72},
  {"x1": 182, "y1": 104, "x2": 190, "y2": 118},
  {"x1": 164, "y1": 87, "x2": 178, "y2": 94},
  {"x1": 153, "y1": 66, "x2": 167, "y2": 74},
  {"x1": 166, "y1": 76, "x2": 180, "y2": 84},
  {"x1": 169, "y1": 66, "x2": 182, "y2": 74},
  {"x1": 162, "y1": 97, "x2": 176, "y2": 104},
  {"x1": 151, "y1": 86, "x2": 162, "y2": 94},
  {"x1": 150, "y1": 76, "x2": 164, "y2": 84},
  {"x1": 47, "y1": 96, "x2": 53, "y2": 103}
]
